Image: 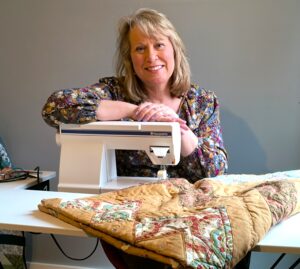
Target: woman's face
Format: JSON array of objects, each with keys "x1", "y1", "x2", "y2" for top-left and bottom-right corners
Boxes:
[{"x1": 129, "y1": 26, "x2": 175, "y2": 92}]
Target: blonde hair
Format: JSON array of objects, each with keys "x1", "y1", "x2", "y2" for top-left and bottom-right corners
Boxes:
[{"x1": 115, "y1": 8, "x2": 191, "y2": 102}]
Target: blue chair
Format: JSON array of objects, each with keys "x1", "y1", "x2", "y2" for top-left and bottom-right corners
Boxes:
[
  {"x1": 0, "y1": 137, "x2": 12, "y2": 170},
  {"x1": 0, "y1": 138, "x2": 26, "y2": 269}
]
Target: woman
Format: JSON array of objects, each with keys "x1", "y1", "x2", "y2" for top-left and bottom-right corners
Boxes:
[
  {"x1": 42, "y1": 8, "x2": 229, "y2": 269},
  {"x1": 42, "y1": 8, "x2": 228, "y2": 184}
]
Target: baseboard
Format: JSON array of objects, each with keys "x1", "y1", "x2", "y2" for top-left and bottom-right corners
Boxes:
[{"x1": 28, "y1": 262, "x2": 112, "y2": 269}]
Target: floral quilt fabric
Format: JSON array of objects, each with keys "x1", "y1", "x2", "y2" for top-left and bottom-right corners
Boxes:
[{"x1": 39, "y1": 177, "x2": 300, "y2": 269}]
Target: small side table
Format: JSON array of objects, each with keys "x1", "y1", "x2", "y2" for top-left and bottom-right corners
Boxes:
[
  {"x1": 0, "y1": 171, "x2": 56, "y2": 191},
  {"x1": 0, "y1": 171, "x2": 56, "y2": 268}
]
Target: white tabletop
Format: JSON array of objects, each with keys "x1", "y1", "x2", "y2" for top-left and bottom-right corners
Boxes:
[
  {"x1": 0, "y1": 188, "x2": 299, "y2": 253},
  {"x1": 0, "y1": 189, "x2": 88, "y2": 237},
  {"x1": 253, "y1": 212, "x2": 300, "y2": 254}
]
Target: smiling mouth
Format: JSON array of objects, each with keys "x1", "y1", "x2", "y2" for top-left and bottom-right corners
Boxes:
[{"x1": 145, "y1": 65, "x2": 164, "y2": 71}]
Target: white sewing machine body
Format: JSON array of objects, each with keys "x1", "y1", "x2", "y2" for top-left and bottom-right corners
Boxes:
[{"x1": 56, "y1": 121, "x2": 181, "y2": 193}]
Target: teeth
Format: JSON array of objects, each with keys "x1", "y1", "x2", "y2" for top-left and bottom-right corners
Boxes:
[{"x1": 146, "y1": 65, "x2": 163, "y2": 71}]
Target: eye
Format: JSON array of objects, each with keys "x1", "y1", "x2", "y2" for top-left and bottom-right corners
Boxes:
[
  {"x1": 155, "y1": 42, "x2": 165, "y2": 50},
  {"x1": 135, "y1": 46, "x2": 145, "y2": 53}
]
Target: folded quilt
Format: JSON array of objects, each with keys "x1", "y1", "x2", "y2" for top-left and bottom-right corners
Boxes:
[{"x1": 38, "y1": 176, "x2": 300, "y2": 269}]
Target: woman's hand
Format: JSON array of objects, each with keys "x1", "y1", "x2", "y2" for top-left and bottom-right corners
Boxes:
[
  {"x1": 134, "y1": 102, "x2": 188, "y2": 131},
  {"x1": 134, "y1": 102, "x2": 197, "y2": 156}
]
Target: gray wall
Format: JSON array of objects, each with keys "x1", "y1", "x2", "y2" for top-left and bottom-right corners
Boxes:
[{"x1": 1, "y1": 0, "x2": 299, "y2": 268}]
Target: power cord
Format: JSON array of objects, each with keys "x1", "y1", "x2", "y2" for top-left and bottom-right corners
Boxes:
[
  {"x1": 22, "y1": 232, "x2": 28, "y2": 269},
  {"x1": 25, "y1": 232, "x2": 99, "y2": 265},
  {"x1": 50, "y1": 234, "x2": 100, "y2": 261}
]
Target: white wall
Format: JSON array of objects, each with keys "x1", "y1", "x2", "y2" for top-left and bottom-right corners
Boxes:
[{"x1": 0, "y1": 0, "x2": 299, "y2": 268}]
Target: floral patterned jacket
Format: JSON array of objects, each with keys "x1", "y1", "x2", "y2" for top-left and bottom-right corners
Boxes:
[{"x1": 42, "y1": 77, "x2": 228, "y2": 182}]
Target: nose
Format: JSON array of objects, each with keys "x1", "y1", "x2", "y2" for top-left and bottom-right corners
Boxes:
[{"x1": 145, "y1": 47, "x2": 158, "y2": 62}]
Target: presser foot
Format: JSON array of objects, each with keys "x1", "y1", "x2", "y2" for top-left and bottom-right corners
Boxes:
[{"x1": 157, "y1": 166, "x2": 168, "y2": 180}]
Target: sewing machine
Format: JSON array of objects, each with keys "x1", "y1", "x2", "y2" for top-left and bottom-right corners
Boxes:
[{"x1": 56, "y1": 121, "x2": 181, "y2": 193}]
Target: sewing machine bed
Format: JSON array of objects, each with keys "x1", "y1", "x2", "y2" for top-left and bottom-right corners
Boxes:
[{"x1": 38, "y1": 170, "x2": 300, "y2": 269}]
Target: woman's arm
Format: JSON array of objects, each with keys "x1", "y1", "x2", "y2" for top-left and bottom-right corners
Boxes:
[
  {"x1": 41, "y1": 77, "x2": 134, "y2": 128},
  {"x1": 179, "y1": 128, "x2": 198, "y2": 157},
  {"x1": 42, "y1": 85, "x2": 99, "y2": 128},
  {"x1": 180, "y1": 89, "x2": 228, "y2": 178},
  {"x1": 96, "y1": 100, "x2": 137, "y2": 121}
]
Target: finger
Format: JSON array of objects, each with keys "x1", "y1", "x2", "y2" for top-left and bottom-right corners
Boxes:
[
  {"x1": 146, "y1": 106, "x2": 169, "y2": 121},
  {"x1": 135, "y1": 102, "x2": 151, "y2": 113},
  {"x1": 135, "y1": 103, "x2": 154, "y2": 121},
  {"x1": 179, "y1": 123, "x2": 189, "y2": 131},
  {"x1": 175, "y1": 117, "x2": 186, "y2": 124},
  {"x1": 139, "y1": 104, "x2": 166, "y2": 121},
  {"x1": 159, "y1": 106, "x2": 178, "y2": 118},
  {"x1": 143, "y1": 109, "x2": 163, "y2": 122}
]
